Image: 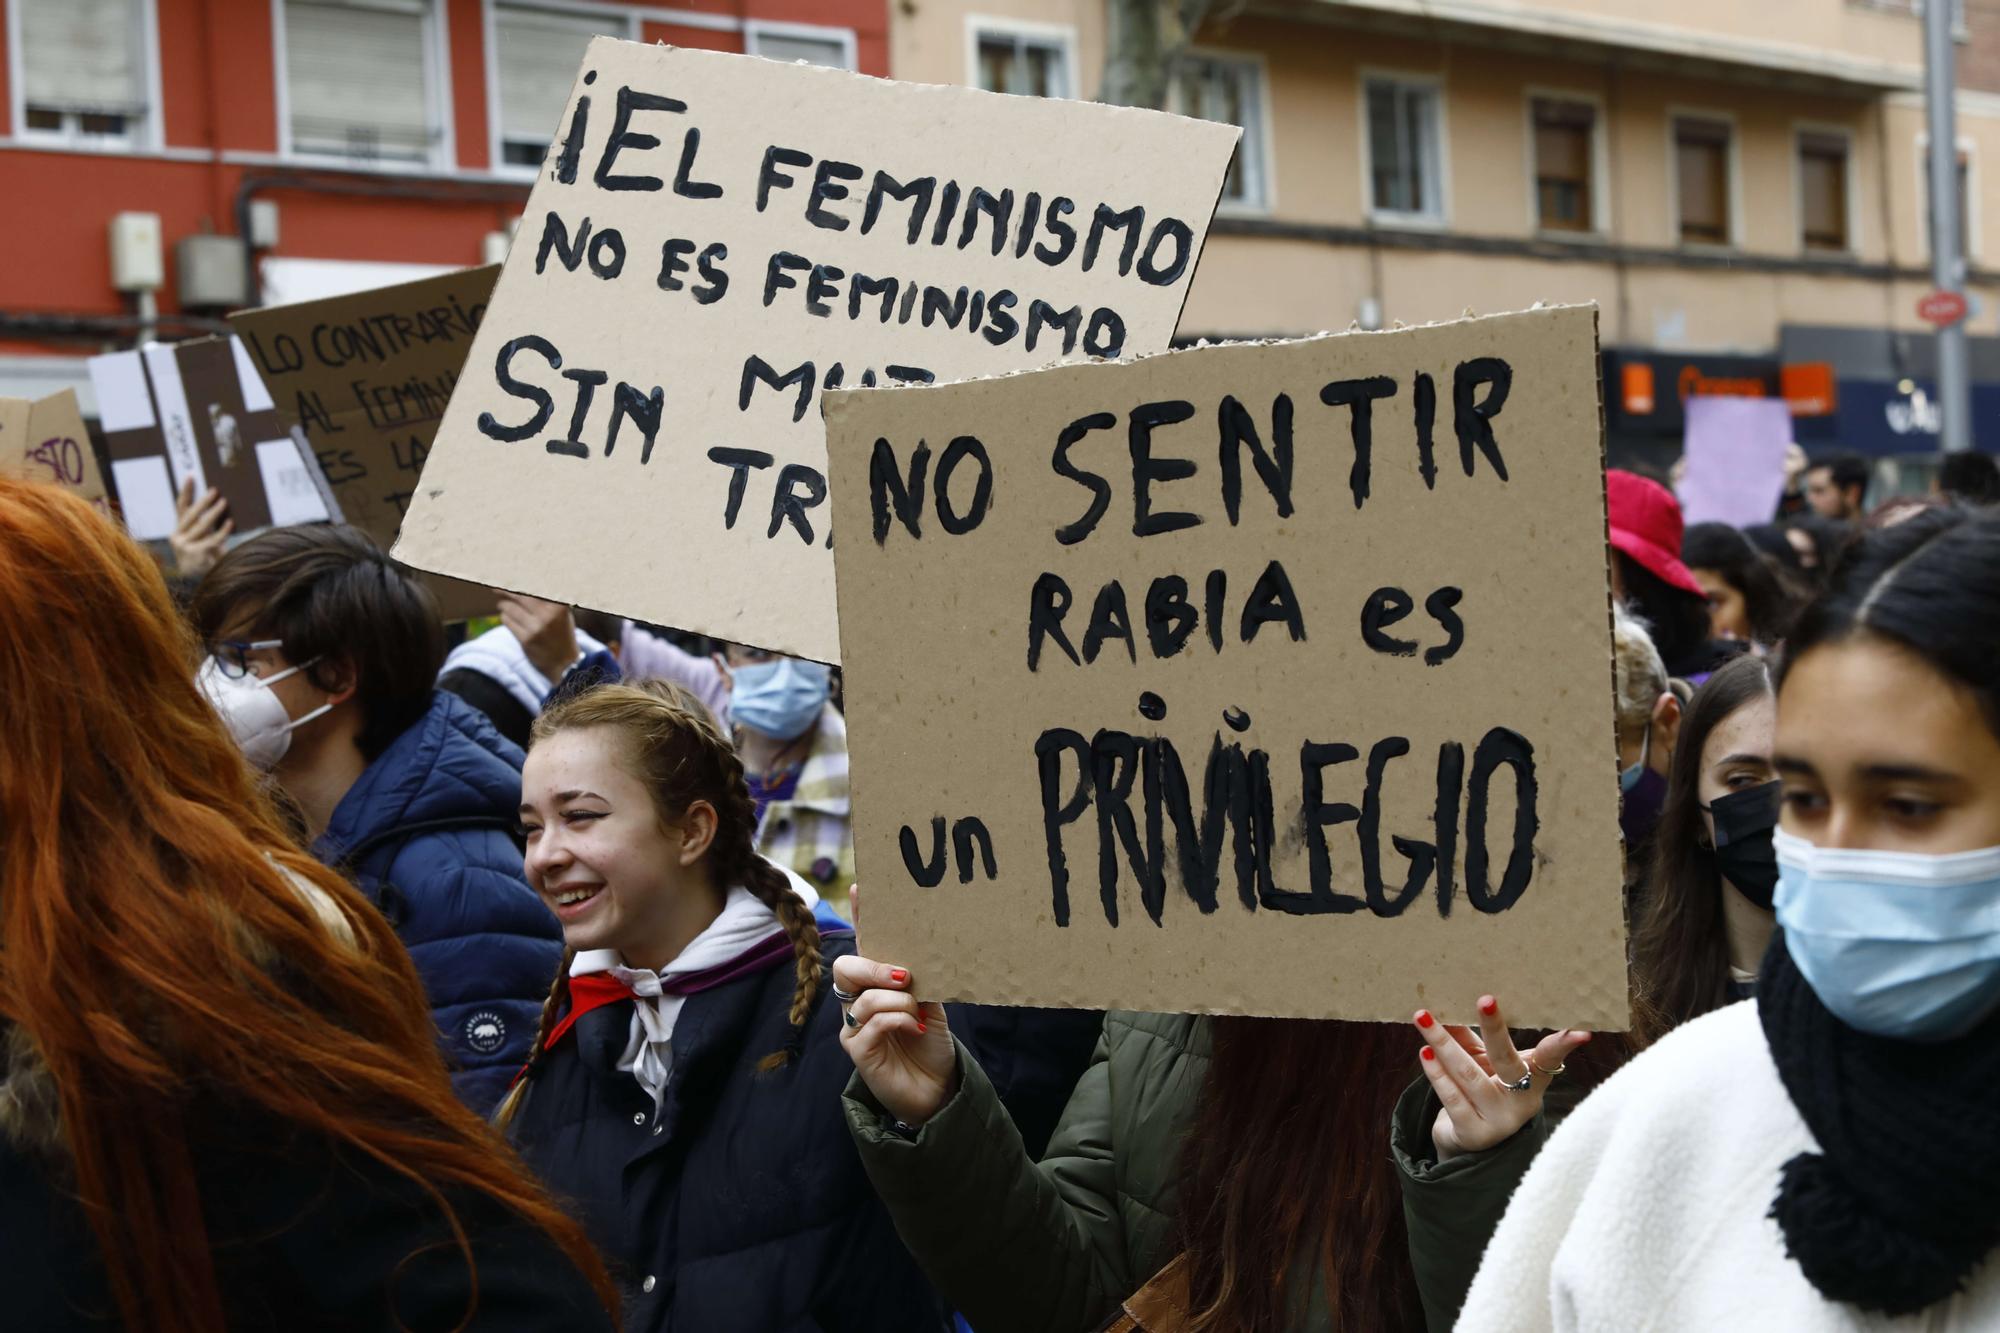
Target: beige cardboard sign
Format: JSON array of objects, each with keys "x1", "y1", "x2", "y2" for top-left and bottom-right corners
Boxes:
[
  {"x1": 231, "y1": 268, "x2": 500, "y2": 621},
  {"x1": 823, "y1": 306, "x2": 1629, "y2": 1030},
  {"x1": 0, "y1": 391, "x2": 112, "y2": 516},
  {"x1": 391, "y1": 39, "x2": 1241, "y2": 660}
]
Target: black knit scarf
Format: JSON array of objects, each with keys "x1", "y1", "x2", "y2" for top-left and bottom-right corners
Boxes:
[{"x1": 1758, "y1": 929, "x2": 2000, "y2": 1315}]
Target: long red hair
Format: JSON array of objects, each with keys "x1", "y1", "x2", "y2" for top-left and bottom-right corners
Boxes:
[
  {"x1": 1177, "y1": 1019, "x2": 1429, "y2": 1331},
  {"x1": 0, "y1": 480, "x2": 616, "y2": 1330}
]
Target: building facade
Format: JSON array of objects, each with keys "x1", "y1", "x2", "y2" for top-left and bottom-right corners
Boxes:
[
  {"x1": 899, "y1": 0, "x2": 2000, "y2": 464},
  {"x1": 0, "y1": 0, "x2": 886, "y2": 405}
]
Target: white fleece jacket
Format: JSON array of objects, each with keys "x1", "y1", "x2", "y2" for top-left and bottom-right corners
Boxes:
[{"x1": 1457, "y1": 1001, "x2": 1998, "y2": 1333}]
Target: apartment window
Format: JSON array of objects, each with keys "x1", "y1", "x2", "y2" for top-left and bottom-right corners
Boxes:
[
  {"x1": 1365, "y1": 78, "x2": 1443, "y2": 221},
  {"x1": 1533, "y1": 98, "x2": 1597, "y2": 232},
  {"x1": 746, "y1": 26, "x2": 853, "y2": 69},
  {"x1": 1674, "y1": 117, "x2": 1732, "y2": 245},
  {"x1": 284, "y1": 0, "x2": 439, "y2": 165},
  {"x1": 495, "y1": 4, "x2": 604, "y2": 169},
  {"x1": 17, "y1": 0, "x2": 147, "y2": 147},
  {"x1": 1798, "y1": 131, "x2": 1851, "y2": 252},
  {"x1": 1172, "y1": 54, "x2": 1266, "y2": 209},
  {"x1": 975, "y1": 27, "x2": 1071, "y2": 99}
]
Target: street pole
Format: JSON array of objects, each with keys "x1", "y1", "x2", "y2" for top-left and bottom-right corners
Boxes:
[{"x1": 1926, "y1": 0, "x2": 1973, "y2": 453}]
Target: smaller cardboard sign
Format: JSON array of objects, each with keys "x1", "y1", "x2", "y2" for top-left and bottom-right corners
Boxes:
[
  {"x1": 823, "y1": 305, "x2": 1628, "y2": 1030},
  {"x1": 88, "y1": 339, "x2": 337, "y2": 543},
  {"x1": 1678, "y1": 396, "x2": 1791, "y2": 529},
  {"x1": 0, "y1": 400, "x2": 32, "y2": 477},
  {"x1": 0, "y1": 391, "x2": 112, "y2": 516},
  {"x1": 230, "y1": 267, "x2": 500, "y2": 620}
]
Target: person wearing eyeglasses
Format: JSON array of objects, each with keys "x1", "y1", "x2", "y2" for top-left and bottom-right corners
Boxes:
[{"x1": 189, "y1": 524, "x2": 563, "y2": 1115}]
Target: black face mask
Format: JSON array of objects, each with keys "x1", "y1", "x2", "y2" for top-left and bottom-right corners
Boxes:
[{"x1": 1702, "y1": 780, "x2": 1781, "y2": 911}]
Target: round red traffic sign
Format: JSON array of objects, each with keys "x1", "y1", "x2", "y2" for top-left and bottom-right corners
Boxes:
[{"x1": 1918, "y1": 290, "x2": 1969, "y2": 326}]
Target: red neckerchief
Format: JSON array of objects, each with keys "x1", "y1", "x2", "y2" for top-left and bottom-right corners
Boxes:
[{"x1": 509, "y1": 929, "x2": 808, "y2": 1087}]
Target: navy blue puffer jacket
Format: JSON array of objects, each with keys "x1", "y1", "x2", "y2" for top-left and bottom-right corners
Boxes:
[{"x1": 312, "y1": 691, "x2": 561, "y2": 1113}]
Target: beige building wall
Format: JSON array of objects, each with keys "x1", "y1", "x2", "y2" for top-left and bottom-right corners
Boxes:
[{"x1": 892, "y1": 0, "x2": 2000, "y2": 354}]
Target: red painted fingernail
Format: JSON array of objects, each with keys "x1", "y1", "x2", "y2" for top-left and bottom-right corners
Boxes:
[
  {"x1": 1421, "y1": 1047, "x2": 1436, "y2": 1062},
  {"x1": 890, "y1": 968, "x2": 908, "y2": 983},
  {"x1": 1479, "y1": 997, "x2": 1498, "y2": 1016},
  {"x1": 1416, "y1": 1010, "x2": 1435, "y2": 1029},
  {"x1": 917, "y1": 1022, "x2": 927, "y2": 1034}
]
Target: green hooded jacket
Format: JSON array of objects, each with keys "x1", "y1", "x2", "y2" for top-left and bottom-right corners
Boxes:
[{"x1": 844, "y1": 1010, "x2": 1550, "y2": 1333}]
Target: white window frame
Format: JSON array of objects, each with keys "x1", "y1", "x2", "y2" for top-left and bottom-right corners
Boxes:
[
  {"x1": 272, "y1": 0, "x2": 457, "y2": 171},
  {"x1": 965, "y1": 15, "x2": 1077, "y2": 100},
  {"x1": 7, "y1": 0, "x2": 164, "y2": 152},
  {"x1": 1665, "y1": 107, "x2": 1740, "y2": 250},
  {"x1": 1915, "y1": 130, "x2": 1980, "y2": 265},
  {"x1": 1168, "y1": 47, "x2": 1273, "y2": 216},
  {"x1": 1793, "y1": 120, "x2": 1860, "y2": 257},
  {"x1": 483, "y1": 0, "x2": 639, "y2": 180},
  {"x1": 1523, "y1": 86, "x2": 1609, "y2": 240},
  {"x1": 744, "y1": 18, "x2": 857, "y2": 71},
  {"x1": 1359, "y1": 69, "x2": 1449, "y2": 228}
]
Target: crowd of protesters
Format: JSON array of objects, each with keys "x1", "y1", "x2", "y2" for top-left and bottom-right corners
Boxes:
[{"x1": 4, "y1": 432, "x2": 1997, "y2": 1332}]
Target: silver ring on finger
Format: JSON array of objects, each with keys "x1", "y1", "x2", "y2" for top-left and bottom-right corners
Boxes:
[
  {"x1": 843, "y1": 1007, "x2": 861, "y2": 1030},
  {"x1": 831, "y1": 984, "x2": 860, "y2": 1004},
  {"x1": 1503, "y1": 1070, "x2": 1536, "y2": 1093}
]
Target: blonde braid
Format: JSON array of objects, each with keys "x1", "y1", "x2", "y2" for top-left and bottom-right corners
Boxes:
[
  {"x1": 490, "y1": 948, "x2": 574, "y2": 1131},
  {"x1": 705, "y1": 738, "x2": 824, "y2": 1070}
]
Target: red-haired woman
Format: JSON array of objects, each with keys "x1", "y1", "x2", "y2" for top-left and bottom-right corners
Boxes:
[{"x1": 0, "y1": 479, "x2": 618, "y2": 1332}]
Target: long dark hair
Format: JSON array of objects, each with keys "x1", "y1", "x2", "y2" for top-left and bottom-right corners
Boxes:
[
  {"x1": 1682, "y1": 522, "x2": 1799, "y2": 645},
  {"x1": 1615, "y1": 552, "x2": 1713, "y2": 676},
  {"x1": 1177, "y1": 1020, "x2": 1427, "y2": 1332},
  {"x1": 1630, "y1": 653, "x2": 1776, "y2": 1044},
  {"x1": 1781, "y1": 507, "x2": 1998, "y2": 724}
]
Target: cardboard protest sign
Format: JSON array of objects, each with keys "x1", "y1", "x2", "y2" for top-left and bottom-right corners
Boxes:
[
  {"x1": 0, "y1": 391, "x2": 113, "y2": 516},
  {"x1": 391, "y1": 39, "x2": 1241, "y2": 661},
  {"x1": 231, "y1": 267, "x2": 500, "y2": 621},
  {"x1": 1678, "y1": 395, "x2": 1791, "y2": 530},
  {"x1": 88, "y1": 339, "x2": 336, "y2": 541},
  {"x1": 823, "y1": 305, "x2": 1628, "y2": 1029}
]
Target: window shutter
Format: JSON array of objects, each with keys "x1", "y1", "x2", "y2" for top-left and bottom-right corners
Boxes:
[
  {"x1": 286, "y1": 0, "x2": 432, "y2": 162},
  {"x1": 751, "y1": 33, "x2": 850, "y2": 69},
  {"x1": 20, "y1": 0, "x2": 143, "y2": 113},
  {"x1": 496, "y1": 5, "x2": 603, "y2": 145}
]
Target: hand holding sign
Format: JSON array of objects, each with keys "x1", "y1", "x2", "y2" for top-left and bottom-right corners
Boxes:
[
  {"x1": 497, "y1": 592, "x2": 584, "y2": 680},
  {"x1": 833, "y1": 952, "x2": 958, "y2": 1128},
  {"x1": 1414, "y1": 994, "x2": 1593, "y2": 1161},
  {"x1": 170, "y1": 478, "x2": 233, "y2": 579}
]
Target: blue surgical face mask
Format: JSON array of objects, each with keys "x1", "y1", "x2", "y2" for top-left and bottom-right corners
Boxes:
[
  {"x1": 730, "y1": 658, "x2": 832, "y2": 741},
  {"x1": 1619, "y1": 723, "x2": 1667, "y2": 845},
  {"x1": 1774, "y1": 828, "x2": 2000, "y2": 1041}
]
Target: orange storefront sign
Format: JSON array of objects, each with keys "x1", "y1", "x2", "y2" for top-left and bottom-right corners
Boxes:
[
  {"x1": 1618, "y1": 358, "x2": 1836, "y2": 418},
  {"x1": 1780, "y1": 362, "x2": 1837, "y2": 416},
  {"x1": 1621, "y1": 363, "x2": 1655, "y2": 414}
]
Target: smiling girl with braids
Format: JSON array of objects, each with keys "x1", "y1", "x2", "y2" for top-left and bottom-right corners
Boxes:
[{"x1": 499, "y1": 680, "x2": 939, "y2": 1332}]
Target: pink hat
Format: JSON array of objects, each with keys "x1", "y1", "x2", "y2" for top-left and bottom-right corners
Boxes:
[{"x1": 1607, "y1": 470, "x2": 1705, "y2": 597}]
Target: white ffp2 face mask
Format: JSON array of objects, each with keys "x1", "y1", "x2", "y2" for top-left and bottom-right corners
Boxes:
[{"x1": 196, "y1": 656, "x2": 332, "y2": 770}]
